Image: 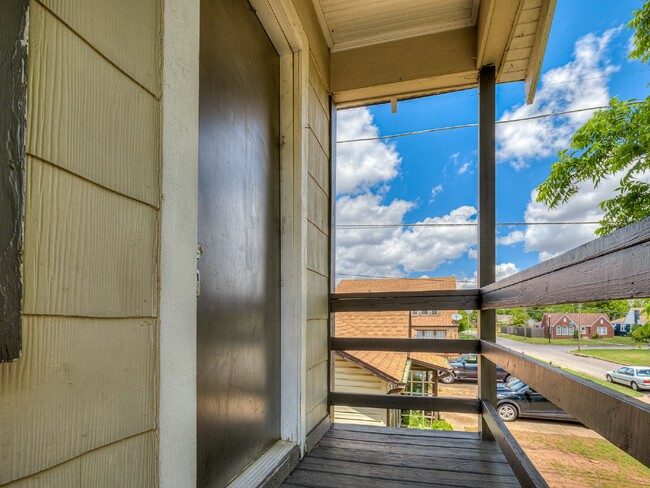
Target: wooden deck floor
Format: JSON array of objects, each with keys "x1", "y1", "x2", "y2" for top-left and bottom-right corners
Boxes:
[{"x1": 282, "y1": 424, "x2": 521, "y2": 487}]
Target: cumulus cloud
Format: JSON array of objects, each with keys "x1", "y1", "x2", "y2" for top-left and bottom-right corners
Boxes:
[
  {"x1": 336, "y1": 198, "x2": 478, "y2": 279},
  {"x1": 521, "y1": 176, "x2": 618, "y2": 261},
  {"x1": 457, "y1": 263, "x2": 520, "y2": 289},
  {"x1": 336, "y1": 108, "x2": 402, "y2": 195},
  {"x1": 497, "y1": 28, "x2": 621, "y2": 169},
  {"x1": 497, "y1": 230, "x2": 525, "y2": 246},
  {"x1": 521, "y1": 169, "x2": 650, "y2": 261}
]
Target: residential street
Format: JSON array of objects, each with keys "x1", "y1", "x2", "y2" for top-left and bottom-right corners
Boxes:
[{"x1": 496, "y1": 336, "x2": 650, "y2": 400}]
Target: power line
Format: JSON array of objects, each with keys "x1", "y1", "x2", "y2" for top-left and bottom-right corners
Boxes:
[
  {"x1": 337, "y1": 102, "x2": 643, "y2": 144},
  {"x1": 336, "y1": 221, "x2": 600, "y2": 229}
]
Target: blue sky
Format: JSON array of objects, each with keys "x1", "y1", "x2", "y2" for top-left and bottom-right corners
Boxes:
[{"x1": 335, "y1": 0, "x2": 649, "y2": 287}]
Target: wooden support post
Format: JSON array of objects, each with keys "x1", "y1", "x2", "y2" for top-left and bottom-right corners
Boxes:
[{"x1": 478, "y1": 65, "x2": 496, "y2": 440}]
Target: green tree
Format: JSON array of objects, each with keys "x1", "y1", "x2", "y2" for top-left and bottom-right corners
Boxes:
[{"x1": 537, "y1": 2, "x2": 650, "y2": 236}]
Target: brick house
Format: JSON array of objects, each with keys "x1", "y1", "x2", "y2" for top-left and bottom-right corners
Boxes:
[{"x1": 541, "y1": 313, "x2": 614, "y2": 339}]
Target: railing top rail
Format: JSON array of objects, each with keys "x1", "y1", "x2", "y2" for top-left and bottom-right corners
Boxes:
[
  {"x1": 481, "y1": 216, "x2": 650, "y2": 308},
  {"x1": 330, "y1": 289, "x2": 480, "y2": 312},
  {"x1": 481, "y1": 339, "x2": 650, "y2": 467},
  {"x1": 330, "y1": 337, "x2": 479, "y2": 353}
]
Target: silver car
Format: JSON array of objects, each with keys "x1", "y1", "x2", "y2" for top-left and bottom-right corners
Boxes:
[{"x1": 606, "y1": 366, "x2": 650, "y2": 391}]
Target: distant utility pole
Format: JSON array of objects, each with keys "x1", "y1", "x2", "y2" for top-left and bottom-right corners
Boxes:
[{"x1": 577, "y1": 303, "x2": 582, "y2": 352}]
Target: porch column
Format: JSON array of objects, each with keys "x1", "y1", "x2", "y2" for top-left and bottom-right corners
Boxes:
[{"x1": 478, "y1": 65, "x2": 496, "y2": 440}]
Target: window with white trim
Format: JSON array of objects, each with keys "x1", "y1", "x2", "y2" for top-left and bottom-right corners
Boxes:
[
  {"x1": 556, "y1": 326, "x2": 562, "y2": 335},
  {"x1": 597, "y1": 326, "x2": 608, "y2": 335},
  {"x1": 411, "y1": 310, "x2": 440, "y2": 317}
]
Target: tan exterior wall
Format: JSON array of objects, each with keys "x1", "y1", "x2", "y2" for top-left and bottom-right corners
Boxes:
[
  {"x1": 295, "y1": 0, "x2": 332, "y2": 435},
  {"x1": 333, "y1": 356, "x2": 390, "y2": 427},
  {"x1": 305, "y1": 51, "x2": 332, "y2": 433},
  {"x1": 0, "y1": 1, "x2": 160, "y2": 485}
]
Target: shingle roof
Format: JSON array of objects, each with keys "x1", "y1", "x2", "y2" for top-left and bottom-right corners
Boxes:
[
  {"x1": 334, "y1": 278, "x2": 452, "y2": 382},
  {"x1": 336, "y1": 277, "x2": 456, "y2": 293},
  {"x1": 336, "y1": 278, "x2": 458, "y2": 327}
]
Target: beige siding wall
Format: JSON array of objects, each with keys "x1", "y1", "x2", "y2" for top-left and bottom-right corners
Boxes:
[
  {"x1": 304, "y1": 45, "x2": 331, "y2": 433},
  {"x1": 333, "y1": 356, "x2": 390, "y2": 426},
  {"x1": 0, "y1": 1, "x2": 160, "y2": 485}
]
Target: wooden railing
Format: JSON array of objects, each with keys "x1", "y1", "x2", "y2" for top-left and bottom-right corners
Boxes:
[{"x1": 330, "y1": 216, "x2": 650, "y2": 487}]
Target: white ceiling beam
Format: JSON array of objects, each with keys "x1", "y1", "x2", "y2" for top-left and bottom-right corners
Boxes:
[
  {"x1": 525, "y1": 0, "x2": 556, "y2": 104},
  {"x1": 475, "y1": 0, "x2": 524, "y2": 71},
  {"x1": 331, "y1": 26, "x2": 478, "y2": 106}
]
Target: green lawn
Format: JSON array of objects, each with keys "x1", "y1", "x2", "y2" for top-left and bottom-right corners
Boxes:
[
  {"x1": 526, "y1": 356, "x2": 645, "y2": 398},
  {"x1": 498, "y1": 333, "x2": 638, "y2": 347},
  {"x1": 515, "y1": 432, "x2": 650, "y2": 488},
  {"x1": 570, "y1": 349, "x2": 650, "y2": 366},
  {"x1": 559, "y1": 366, "x2": 645, "y2": 398}
]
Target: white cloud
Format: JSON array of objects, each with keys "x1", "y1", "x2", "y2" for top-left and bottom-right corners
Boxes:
[
  {"x1": 336, "y1": 197, "x2": 478, "y2": 279},
  {"x1": 521, "y1": 175, "x2": 618, "y2": 261},
  {"x1": 522, "y1": 169, "x2": 650, "y2": 261},
  {"x1": 496, "y1": 263, "x2": 520, "y2": 280},
  {"x1": 456, "y1": 263, "x2": 520, "y2": 289},
  {"x1": 336, "y1": 108, "x2": 402, "y2": 195},
  {"x1": 467, "y1": 248, "x2": 478, "y2": 259},
  {"x1": 429, "y1": 184, "x2": 443, "y2": 202},
  {"x1": 458, "y1": 162, "x2": 472, "y2": 176},
  {"x1": 497, "y1": 230, "x2": 525, "y2": 246},
  {"x1": 497, "y1": 28, "x2": 621, "y2": 169}
]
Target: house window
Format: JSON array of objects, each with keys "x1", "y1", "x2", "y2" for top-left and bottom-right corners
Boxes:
[
  {"x1": 569, "y1": 326, "x2": 574, "y2": 334},
  {"x1": 411, "y1": 310, "x2": 439, "y2": 317},
  {"x1": 556, "y1": 326, "x2": 562, "y2": 335},
  {"x1": 415, "y1": 330, "x2": 435, "y2": 339},
  {"x1": 401, "y1": 369, "x2": 439, "y2": 426},
  {"x1": 434, "y1": 330, "x2": 446, "y2": 339},
  {"x1": 562, "y1": 326, "x2": 568, "y2": 335},
  {"x1": 597, "y1": 326, "x2": 607, "y2": 335}
]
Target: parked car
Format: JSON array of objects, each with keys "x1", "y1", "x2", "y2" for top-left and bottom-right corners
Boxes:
[
  {"x1": 606, "y1": 366, "x2": 650, "y2": 391},
  {"x1": 496, "y1": 381, "x2": 576, "y2": 422},
  {"x1": 440, "y1": 354, "x2": 510, "y2": 384}
]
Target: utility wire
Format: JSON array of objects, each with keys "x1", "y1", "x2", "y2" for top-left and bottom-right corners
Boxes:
[
  {"x1": 337, "y1": 102, "x2": 643, "y2": 144},
  {"x1": 336, "y1": 221, "x2": 600, "y2": 229}
]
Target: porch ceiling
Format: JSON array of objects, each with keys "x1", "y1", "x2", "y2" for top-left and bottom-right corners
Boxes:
[{"x1": 313, "y1": 0, "x2": 556, "y2": 107}]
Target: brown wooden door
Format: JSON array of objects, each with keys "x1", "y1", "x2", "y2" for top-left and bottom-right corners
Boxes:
[{"x1": 197, "y1": 1, "x2": 281, "y2": 486}]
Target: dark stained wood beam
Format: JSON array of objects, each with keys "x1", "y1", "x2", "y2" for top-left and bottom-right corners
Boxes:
[
  {"x1": 481, "y1": 216, "x2": 650, "y2": 309},
  {"x1": 329, "y1": 392, "x2": 481, "y2": 414},
  {"x1": 330, "y1": 337, "x2": 478, "y2": 354},
  {"x1": 481, "y1": 340, "x2": 650, "y2": 467},
  {"x1": 478, "y1": 65, "x2": 497, "y2": 439},
  {"x1": 482, "y1": 401, "x2": 549, "y2": 488},
  {"x1": 330, "y1": 289, "x2": 480, "y2": 312},
  {"x1": 0, "y1": 0, "x2": 29, "y2": 363}
]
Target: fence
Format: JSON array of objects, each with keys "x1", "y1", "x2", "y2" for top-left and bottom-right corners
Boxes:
[{"x1": 499, "y1": 326, "x2": 545, "y2": 338}]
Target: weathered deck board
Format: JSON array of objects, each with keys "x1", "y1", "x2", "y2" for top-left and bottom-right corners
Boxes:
[{"x1": 282, "y1": 424, "x2": 520, "y2": 487}]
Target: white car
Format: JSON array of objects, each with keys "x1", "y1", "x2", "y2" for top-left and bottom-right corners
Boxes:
[{"x1": 606, "y1": 366, "x2": 650, "y2": 391}]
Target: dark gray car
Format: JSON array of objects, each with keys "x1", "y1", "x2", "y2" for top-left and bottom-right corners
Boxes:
[
  {"x1": 496, "y1": 381, "x2": 576, "y2": 422},
  {"x1": 440, "y1": 354, "x2": 511, "y2": 383}
]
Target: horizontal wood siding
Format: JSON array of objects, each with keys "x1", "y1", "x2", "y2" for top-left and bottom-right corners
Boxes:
[
  {"x1": 0, "y1": 1, "x2": 161, "y2": 484},
  {"x1": 27, "y1": 3, "x2": 160, "y2": 207},
  {"x1": 23, "y1": 158, "x2": 158, "y2": 317},
  {"x1": 334, "y1": 356, "x2": 389, "y2": 427},
  {"x1": 305, "y1": 50, "x2": 331, "y2": 433},
  {"x1": 0, "y1": 317, "x2": 156, "y2": 483},
  {"x1": 4, "y1": 432, "x2": 156, "y2": 488},
  {"x1": 39, "y1": 0, "x2": 161, "y2": 95}
]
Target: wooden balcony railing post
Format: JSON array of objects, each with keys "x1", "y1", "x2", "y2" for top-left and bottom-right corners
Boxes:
[{"x1": 478, "y1": 64, "x2": 497, "y2": 440}]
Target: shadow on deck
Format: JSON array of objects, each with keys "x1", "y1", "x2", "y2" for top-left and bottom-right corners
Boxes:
[{"x1": 282, "y1": 424, "x2": 520, "y2": 487}]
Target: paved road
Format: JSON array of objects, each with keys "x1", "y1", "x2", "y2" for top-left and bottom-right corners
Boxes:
[{"x1": 496, "y1": 336, "x2": 650, "y2": 399}]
